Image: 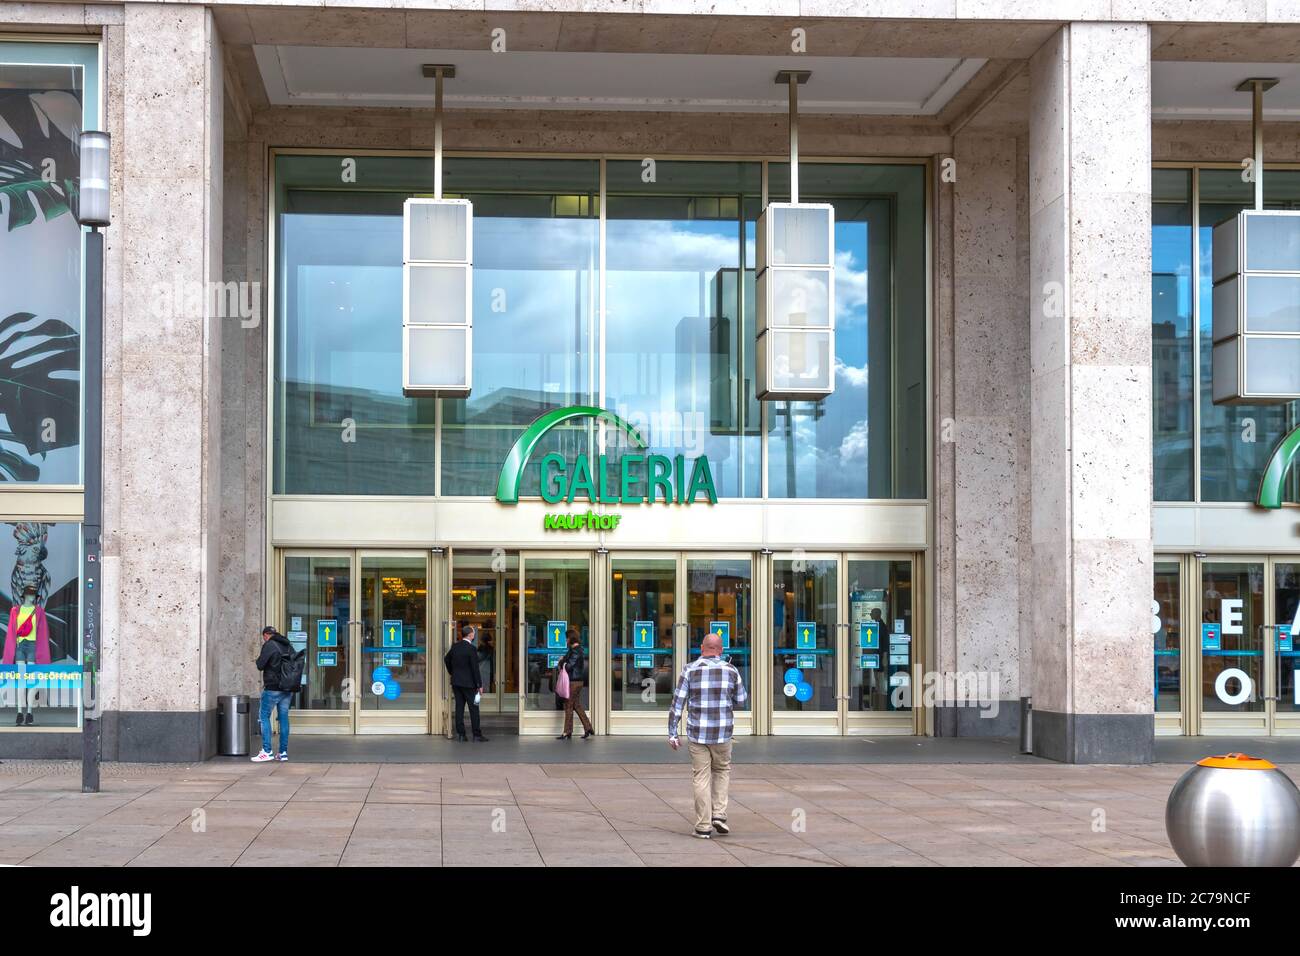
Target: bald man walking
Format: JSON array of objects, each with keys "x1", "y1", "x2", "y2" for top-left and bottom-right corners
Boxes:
[{"x1": 668, "y1": 632, "x2": 748, "y2": 839}]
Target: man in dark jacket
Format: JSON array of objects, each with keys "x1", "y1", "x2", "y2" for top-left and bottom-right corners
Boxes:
[
  {"x1": 253, "y1": 626, "x2": 295, "y2": 762},
  {"x1": 445, "y1": 624, "x2": 488, "y2": 742}
]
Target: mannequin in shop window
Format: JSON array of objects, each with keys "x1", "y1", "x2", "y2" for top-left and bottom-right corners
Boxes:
[{"x1": 4, "y1": 585, "x2": 50, "y2": 725}]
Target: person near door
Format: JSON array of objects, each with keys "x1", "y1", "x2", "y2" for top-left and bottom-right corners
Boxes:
[
  {"x1": 668, "y1": 631, "x2": 747, "y2": 839},
  {"x1": 445, "y1": 623, "x2": 488, "y2": 742},
  {"x1": 556, "y1": 635, "x2": 594, "y2": 740},
  {"x1": 253, "y1": 625, "x2": 294, "y2": 762}
]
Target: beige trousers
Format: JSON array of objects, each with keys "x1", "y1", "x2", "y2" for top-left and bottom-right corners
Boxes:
[{"x1": 688, "y1": 739, "x2": 732, "y2": 832}]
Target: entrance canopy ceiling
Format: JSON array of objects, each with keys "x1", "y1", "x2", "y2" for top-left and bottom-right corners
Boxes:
[{"x1": 253, "y1": 46, "x2": 987, "y2": 115}]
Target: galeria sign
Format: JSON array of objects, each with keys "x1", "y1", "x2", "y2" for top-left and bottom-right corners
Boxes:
[{"x1": 495, "y1": 405, "x2": 716, "y2": 531}]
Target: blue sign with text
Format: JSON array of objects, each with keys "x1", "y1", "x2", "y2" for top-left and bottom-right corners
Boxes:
[
  {"x1": 547, "y1": 621, "x2": 567, "y2": 650},
  {"x1": 859, "y1": 621, "x2": 880, "y2": 650},
  {"x1": 796, "y1": 621, "x2": 816, "y2": 649},
  {"x1": 633, "y1": 620, "x2": 654, "y2": 649},
  {"x1": 381, "y1": 619, "x2": 403, "y2": 648},
  {"x1": 317, "y1": 619, "x2": 338, "y2": 647},
  {"x1": 709, "y1": 621, "x2": 730, "y2": 649},
  {"x1": 1201, "y1": 622, "x2": 1221, "y2": 651}
]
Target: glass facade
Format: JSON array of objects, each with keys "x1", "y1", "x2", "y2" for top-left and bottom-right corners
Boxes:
[
  {"x1": 274, "y1": 153, "x2": 928, "y2": 502},
  {"x1": 1152, "y1": 165, "x2": 1300, "y2": 503},
  {"x1": 0, "y1": 41, "x2": 96, "y2": 733},
  {"x1": 0, "y1": 41, "x2": 98, "y2": 485}
]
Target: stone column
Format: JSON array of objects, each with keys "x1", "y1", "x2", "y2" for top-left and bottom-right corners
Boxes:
[
  {"x1": 104, "y1": 3, "x2": 224, "y2": 760},
  {"x1": 1028, "y1": 23, "x2": 1153, "y2": 763},
  {"x1": 944, "y1": 129, "x2": 1031, "y2": 737}
]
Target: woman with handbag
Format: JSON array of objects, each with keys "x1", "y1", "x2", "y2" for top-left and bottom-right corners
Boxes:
[{"x1": 555, "y1": 635, "x2": 594, "y2": 740}]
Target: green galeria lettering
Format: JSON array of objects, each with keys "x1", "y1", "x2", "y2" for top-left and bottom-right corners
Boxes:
[
  {"x1": 648, "y1": 454, "x2": 673, "y2": 503},
  {"x1": 620, "y1": 454, "x2": 644, "y2": 504},
  {"x1": 495, "y1": 405, "x2": 718, "y2": 509}
]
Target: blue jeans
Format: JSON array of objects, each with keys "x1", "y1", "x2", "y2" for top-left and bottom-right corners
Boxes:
[{"x1": 259, "y1": 690, "x2": 290, "y2": 755}]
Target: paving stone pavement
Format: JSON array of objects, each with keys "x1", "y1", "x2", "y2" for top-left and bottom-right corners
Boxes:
[{"x1": 0, "y1": 760, "x2": 1292, "y2": 866}]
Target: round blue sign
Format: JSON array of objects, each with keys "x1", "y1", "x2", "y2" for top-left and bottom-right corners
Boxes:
[
  {"x1": 384, "y1": 682, "x2": 401, "y2": 700},
  {"x1": 783, "y1": 668, "x2": 804, "y2": 685},
  {"x1": 372, "y1": 667, "x2": 391, "y2": 683},
  {"x1": 795, "y1": 681, "x2": 814, "y2": 702}
]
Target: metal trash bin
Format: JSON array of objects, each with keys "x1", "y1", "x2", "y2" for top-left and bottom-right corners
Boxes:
[{"x1": 217, "y1": 695, "x2": 251, "y2": 756}]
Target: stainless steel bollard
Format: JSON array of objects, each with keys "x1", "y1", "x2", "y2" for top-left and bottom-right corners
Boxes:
[
  {"x1": 1019, "y1": 696, "x2": 1032, "y2": 754},
  {"x1": 1166, "y1": 753, "x2": 1300, "y2": 867}
]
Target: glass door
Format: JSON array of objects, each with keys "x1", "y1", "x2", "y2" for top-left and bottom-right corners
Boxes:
[
  {"x1": 844, "y1": 556, "x2": 916, "y2": 735},
  {"x1": 1198, "y1": 559, "x2": 1268, "y2": 735},
  {"x1": 609, "y1": 555, "x2": 679, "y2": 734},
  {"x1": 685, "y1": 555, "x2": 753, "y2": 735},
  {"x1": 1270, "y1": 561, "x2": 1300, "y2": 735},
  {"x1": 282, "y1": 552, "x2": 353, "y2": 733},
  {"x1": 279, "y1": 550, "x2": 431, "y2": 735},
  {"x1": 356, "y1": 552, "x2": 429, "y2": 734},
  {"x1": 449, "y1": 550, "x2": 520, "y2": 721},
  {"x1": 771, "y1": 554, "x2": 840, "y2": 735},
  {"x1": 1153, "y1": 558, "x2": 1185, "y2": 735},
  {"x1": 518, "y1": 553, "x2": 591, "y2": 736}
]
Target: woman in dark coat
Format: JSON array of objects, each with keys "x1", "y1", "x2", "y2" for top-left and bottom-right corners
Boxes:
[{"x1": 556, "y1": 635, "x2": 594, "y2": 739}]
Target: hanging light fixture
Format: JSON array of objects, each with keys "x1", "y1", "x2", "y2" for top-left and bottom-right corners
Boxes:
[
  {"x1": 1211, "y1": 77, "x2": 1300, "y2": 405},
  {"x1": 756, "y1": 70, "x2": 836, "y2": 401},
  {"x1": 404, "y1": 64, "x2": 473, "y2": 397}
]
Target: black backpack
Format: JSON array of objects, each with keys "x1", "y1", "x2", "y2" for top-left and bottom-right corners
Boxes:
[{"x1": 277, "y1": 648, "x2": 306, "y2": 693}]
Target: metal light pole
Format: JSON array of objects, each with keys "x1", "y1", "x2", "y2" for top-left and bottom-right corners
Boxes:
[{"x1": 75, "y1": 130, "x2": 109, "y2": 793}]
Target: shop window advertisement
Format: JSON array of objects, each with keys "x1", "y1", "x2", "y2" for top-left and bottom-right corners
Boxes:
[{"x1": 0, "y1": 521, "x2": 81, "y2": 728}]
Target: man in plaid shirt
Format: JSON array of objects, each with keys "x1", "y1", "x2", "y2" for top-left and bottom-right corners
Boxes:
[{"x1": 668, "y1": 631, "x2": 747, "y2": 838}]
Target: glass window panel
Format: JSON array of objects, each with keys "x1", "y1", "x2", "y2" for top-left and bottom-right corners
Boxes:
[
  {"x1": 848, "y1": 559, "x2": 912, "y2": 713},
  {"x1": 686, "y1": 558, "x2": 751, "y2": 711},
  {"x1": 772, "y1": 558, "x2": 837, "y2": 712},
  {"x1": 1153, "y1": 560, "x2": 1181, "y2": 714},
  {"x1": 1198, "y1": 168, "x2": 1300, "y2": 502},
  {"x1": 285, "y1": 555, "x2": 350, "y2": 711},
  {"x1": 767, "y1": 164, "x2": 927, "y2": 499},
  {"x1": 0, "y1": 43, "x2": 99, "y2": 484},
  {"x1": 1152, "y1": 168, "x2": 1194, "y2": 501},
  {"x1": 359, "y1": 557, "x2": 426, "y2": 712},
  {"x1": 441, "y1": 158, "x2": 598, "y2": 495},
  {"x1": 1200, "y1": 562, "x2": 1264, "y2": 714},
  {"x1": 0, "y1": 522, "x2": 81, "y2": 727},
  {"x1": 610, "y1": 558, "x2": 676, "y2": 712},
  {"x1": 605, "y1": 160, "x2": 763, "y2": 499}
]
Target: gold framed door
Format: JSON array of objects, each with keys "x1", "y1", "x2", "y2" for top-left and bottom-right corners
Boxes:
[
  {"x1": 354, "y1": 551, "x2": 431, "y2": 735},
  {"x1": 1196, "y1": 556, "x2": 1269, "y2": 736},
  {"x1": 276, "y1": 548, "x2": 433, "y2": 735},
  {"x1": 843, "y1": 553, "x2": 920, "y2": 736},
  {"x1": 607, "y1": 552, "x2": 680, "y2": 735},
  {"x1": 769, "y1": 551, "x2": 841, "y2": 735},
  {"x1": 518, "y1": 551, "x2": 591, "y2": 736},
  {"x1": 683, "y1": 553, "x2": 755, "y2": 736}
]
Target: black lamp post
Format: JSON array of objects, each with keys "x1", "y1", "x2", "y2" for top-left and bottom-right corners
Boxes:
[{"x1": 75, "y1": 130, "x2": 108, "y2": 793}]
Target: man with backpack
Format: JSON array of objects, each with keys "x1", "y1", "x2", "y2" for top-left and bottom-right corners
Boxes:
[{"x1": 252, "y1": 625, "x2": 300, "y2": 762}]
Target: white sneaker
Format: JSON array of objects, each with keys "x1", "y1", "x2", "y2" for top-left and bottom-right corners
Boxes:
[
  {"x1": 250, "y1": 750, "x2": 275, "y2": 763},
  {"x1": 277, "y1": 753, "x2": 289, "y2": 762}
]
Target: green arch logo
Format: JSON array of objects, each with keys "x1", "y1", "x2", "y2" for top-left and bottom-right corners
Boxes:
[
  {"x1": 495, "y1": 405, "x2": 647, "y2": 504},
  {"x1": 1258, "y1": 423, "x2": 1300, "y2": 509}
]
